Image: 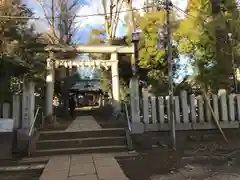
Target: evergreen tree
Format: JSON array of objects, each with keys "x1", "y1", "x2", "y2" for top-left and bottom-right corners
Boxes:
[
  {"x1": 0, "y1": 0, "x2": 47, "y2": 101},
  {"x1": 176, "y1": 0, "x2": 240, "y2": 92},
  {"x1": 135, "y1": 10, "x2": 180, "y2": 95}
]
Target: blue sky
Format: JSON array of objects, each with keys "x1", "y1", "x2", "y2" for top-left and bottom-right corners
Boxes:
[
  {"x1": 24, "y1": 0, "x2": 188, "y2": 40},
  {"x1": 24, "y1": 0, "x2": 127, "y2": 42},
  {"x1": 24, "y1": 0, "x2": 191, "y2": 81}
]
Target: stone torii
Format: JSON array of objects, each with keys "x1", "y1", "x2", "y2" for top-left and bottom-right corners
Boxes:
[{"x1": 45, "y1": 45, "x2": 134, "y2": 119}]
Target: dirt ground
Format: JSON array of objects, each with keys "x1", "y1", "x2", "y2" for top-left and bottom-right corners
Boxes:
[
  {"x1": 84, "y1": 107, "x2": 240, "y2": 179},
  {"x1": 116, "y1": 137, "x2": 240, "y2": 180}
]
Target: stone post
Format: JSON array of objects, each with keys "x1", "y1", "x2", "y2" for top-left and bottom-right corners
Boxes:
[
  {"x1": 130, "y1": 77, "x2": 143, "y2": 133},
  {"x1": 22, "y1": 80, "x2": 35, "y2": 132},
  {"x1": 12, "y1": 95, "x2": 21, "y2": 129},
  {"x1": 111, "y1": 53, "x2": 120, "y2": 112},
  {"x1": 142, "y1": 89, "x2": 149, "y2": 124},
  {"x1": 29, "y1": 81, "x2": 35, "y2": 127},
  {"x1": 45, "y1": 55, "x2": 55, "y2": 120},
  {"x1": 17, "y1": 79, "x2": 35, "y2": 152},
  {"x1": 2, "y1": 103, "x2": 10, "y2": 118}
]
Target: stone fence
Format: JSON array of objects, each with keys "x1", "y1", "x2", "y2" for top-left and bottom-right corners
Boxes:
[{"x1": 130, "y1": 89, "x2": 240, "y2": 133}]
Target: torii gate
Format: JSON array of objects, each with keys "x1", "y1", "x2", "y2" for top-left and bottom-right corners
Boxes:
[{"x1": 45, "y1": 45, "x2": 134, "y2": 119}]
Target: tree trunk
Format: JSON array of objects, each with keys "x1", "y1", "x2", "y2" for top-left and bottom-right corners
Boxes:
[{"x1": 202, "y1": 89, "x2": 228, "y2": 142}]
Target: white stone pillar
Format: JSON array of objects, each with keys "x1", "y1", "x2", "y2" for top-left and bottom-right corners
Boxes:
[
  {"x1": 2, "y1": 103, "x2": 10, "y2": 118},
  {"x1": 22, "y1": 80, "x2": 35, "y2": 132},
  {"x1": 180, "y1": 90, "x2": 189, "y2": 123},
  {"x1": 142, "y1": 89, "x2": 149, "y2": 124},
  {"x1": 218, "y1": 89, "x2": 228, "y2": 122},
  {"x1": 111, "y1": 53, "x2": 120, "y2": 112},
  {"x1": 130, "y1": 77, "x2": 143, "y2": 133},
  {"x1": 22, "y1": 80, "x2": 29, "y2": 130},
  {"x1": 18, "y1": 80, "x2": 35, "y2": 151},
  {"x1": 29, "y1": 81, "x2": 35, "y2": 127},
  {"x1": 45, "y1": 57, "x2": 55, "y2": 118}
]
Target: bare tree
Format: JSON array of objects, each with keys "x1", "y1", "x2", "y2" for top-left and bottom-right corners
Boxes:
[
  {"x1": 35, "y1": 0, "x2": 83, "y2": 117},
  {"x1": 101, "y1": 0, "x2": 125, "y2": 42},
  {"x1": 35, "y1": 0, "x2": 83, "y2": 44},
  {"x1": 125, "y1": 0, "x2": 136, "y2": 33}
]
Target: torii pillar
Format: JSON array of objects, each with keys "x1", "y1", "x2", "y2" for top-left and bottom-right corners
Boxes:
[
  {"x1": 45, "y1": 53, "x2": 55, "y2": 120},
  {"x1": 111, "y1": 53, "x2": 120, "y2": 112}
]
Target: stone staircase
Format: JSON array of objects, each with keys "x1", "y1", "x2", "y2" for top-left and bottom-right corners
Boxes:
[
  {"x1": 0, "y1": 157, "x2": 48, "y2": 180},
  {"x1": 32, "y1": 128, "x2": 129, "y2": 157}
]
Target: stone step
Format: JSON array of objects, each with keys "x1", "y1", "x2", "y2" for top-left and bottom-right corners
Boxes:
[
  {"x1": 0, "y1": 168, "x2": 43, "y2": 180},
  {"x1": 0, "y1": 164, "x2": 45, "y2": 180},
  {"x1": 39, "y1": 128, "x2": 126, "y2": 141},
  {"x1": 32, "y1": 145, "x2": 128, "y2": 157},
  {"x1": 36, "y1": 136, "x2": 127, "y2": 150},
  {"x1": 0, "y1": 157, "x2": 49, "y2": 166},
  {"x1": 0, "y1": 164, "x2": 45, "y2": 172}
]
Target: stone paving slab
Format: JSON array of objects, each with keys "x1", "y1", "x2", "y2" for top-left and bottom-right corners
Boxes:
[
  {"x1": 44, "y1": 156, "x2": 70, "y2": 171},
  {"x1": 66, "y1": 116, "x2": 101, "y2": 131},
  {"x1": 40, "y1": 170, "x2": 69, "y2": 180},
  {"x1": 40, "y1": 154, "x2": 129, "y2": 180},
  {"x1": 94, "y1": 157, "x2": 118, "y2": 167},
  {"x1": 68, "y1": 174, "x2": 98, "y2": 180},
  {"x1": 71, "y1": 154, "x2": 93, "y2": 164},
  {"x1": 69, "y1": 162, "x2": 95, "y2": 176},
  {"x1": 97, "y1": 166, "x2": 128, "y2": 180}
]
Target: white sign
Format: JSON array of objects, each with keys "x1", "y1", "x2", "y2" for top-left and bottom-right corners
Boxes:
[{"x1": 0, "y1": 119, "x2": 14, "y2": 132}]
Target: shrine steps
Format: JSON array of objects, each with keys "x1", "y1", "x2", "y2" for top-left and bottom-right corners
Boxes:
[
  {"x1": 0, "y1": 157, "x2": 48, "y2": 180},
  {"x1": 31, "y1": 128, "x2": 128, "y2": 157}
]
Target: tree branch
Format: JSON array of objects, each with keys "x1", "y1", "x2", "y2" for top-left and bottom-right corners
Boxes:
[
  {"x1": 101, "y1": 0, "x2": 111, "y2": 40},
  {"x1": 34, "y1": 0, "x2": 59, "y2": 44},
  {"x1": 111, "y1": 0, "x2": 124, "y2": 39}
]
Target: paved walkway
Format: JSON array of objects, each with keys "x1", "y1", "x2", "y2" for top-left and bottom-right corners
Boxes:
[
  {"x1": 40, "y1": 154, "x2": 129, "y2": 180},
  {"x1": 40, "y1": 116, "x2": 129, "y2": 180},
  {"x1": 65, "y1": 116, "x2": 101, "y2": 131}
]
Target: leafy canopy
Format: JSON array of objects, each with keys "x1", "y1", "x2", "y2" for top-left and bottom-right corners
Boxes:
[{"x1": 0, "y1": 0, "x2": 47, "y2": 99}]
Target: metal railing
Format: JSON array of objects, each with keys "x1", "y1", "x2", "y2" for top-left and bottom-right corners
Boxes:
[
  {"x1": 124, "y1": 103, "x2": 131, "y2": 132},
  {"x1": 28, "y1": 106, "x2": 41, "y2": 137}
]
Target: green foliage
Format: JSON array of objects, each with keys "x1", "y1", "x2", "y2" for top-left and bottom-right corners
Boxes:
[
  {"x1": 135, "y1": 10, "x2": 180, "y2": 94},
  {"x1": 88, "y1": 28, "x2": 107, "y2": 60},
  {"x1": 176, "y1": 0, "x2": 240, "y2": 92},
  {"x1": 0, "y1": 0, "x2": 47, "y2": 100},
  {"x1": 88, "y1": 28, "x2": 105, "y2": 45},
  {"x1": 9, "y1": 76, "x2": 21, "y2": 93}
]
